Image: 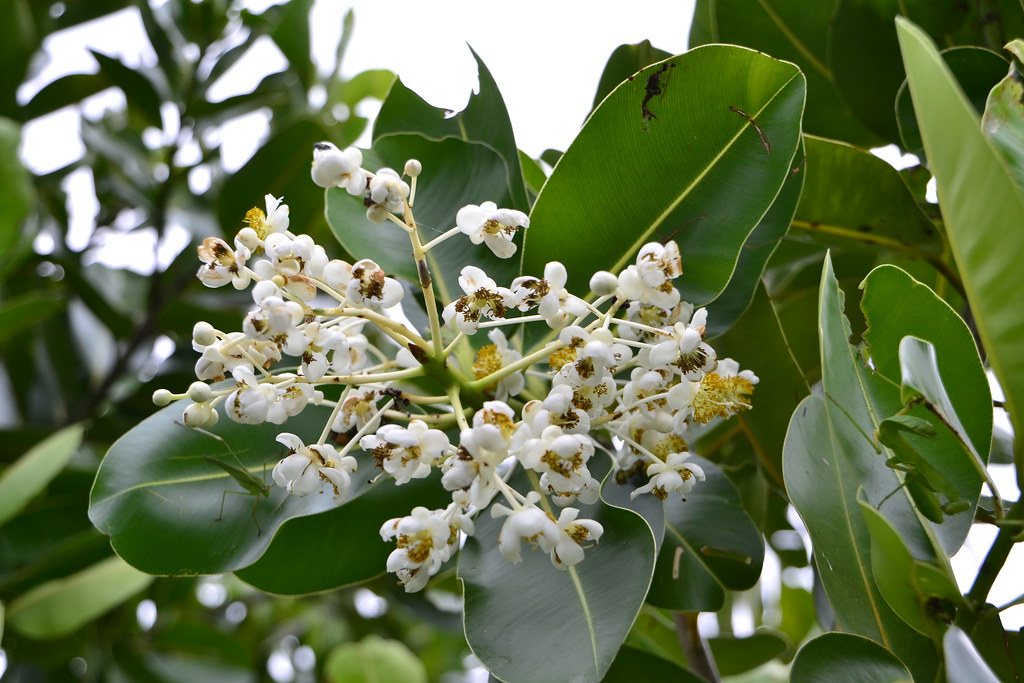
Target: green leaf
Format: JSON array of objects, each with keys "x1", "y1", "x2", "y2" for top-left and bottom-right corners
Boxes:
[
  {"x1": 90, "y1": 50, "x2": 164, "y2": 128},
  {"x1": 708, "y1": 628, "x2": 790, "y2": 676},
  {"x1": 269, "y1": 0, "x2": 314, "y2": 91},
  {"x1": 518, "y1": 149, "x2": 546, "y2": 197},
  {"x1": 782, "y1": 254, "x2": 939, "y2": 680},
  {"x1": 791, "y1": 136, "x2": 941, "y2": 257},
  {"x1": 603, "y1": 646, "x2": 703, "y2": 682},
  {"x1": 861, "y1": 265, "x2": 991, "y2": 463},
  {"x1": 647, "y1": 456, "x2": 764, "y2": 611},
  {"x1": 324, "y1": 636, "x2": 427, "y2": 683},
  {"x1": 944, "y1": 625, "x2": 1001, "y2": 683},
  {"x1": 858, "y1": 492, "x2": 962, "y2": 636},
  {"x1": 898, "y1": 46, "x2": 1008, "y2": 160},
  {"x1": 90, "y1": 401, "x2": 370, "y2": 575},
  {"x1": 982, "y1": 39, "x2": 1024, "y2": 193},
  {"x1": 373, "y1": 50, "x2": 528, "y2": 211},
  {"x1": 234, "y1": 473, "x2": 451, "y2": 595},
  {"x1": 5, "y1": 555, "x2": 153, "y2": 639},
  {"x1": 705, "y1": 137, "x2": 805, "y2": 336},
  {"x1": 458, "y1": 479, "x2": 656, "y2": 683},
  {"x1": 688, "y1": 0, "x2": 879, "y2": 146},
  {"x1": 523, "y1": 46, "x2": 805, "y2": 305},
  {"x1": 21, "y1": 73, "x2": 112, "y2": 121},
  {"x1": 333, "y1": 68, "x2": 394, "y2": 108},
  {"x1": 591, "y1": 41, "x2": 673, "y2": 113},
  {"x1": 0, "y1": 293, "x2": 66, "y2": 348},
  {"x1": 711, "y1": 283, "x2": 810, "y2": 490},
  {"x1": 897, "y1": 16, "x2": 1024, "y2": 476},
  {"x1": 0, "y1": 118, "x2": 35, "y2": 263},
  {"x1": 790, "y1": 632, "x2": 913, "y2": 682},
  {"x1": 828, "y1": 0, "x2": 907, "y2": 143},
  {"x1": 0, "y1": 425, "x2": 84, "y2": 527}
]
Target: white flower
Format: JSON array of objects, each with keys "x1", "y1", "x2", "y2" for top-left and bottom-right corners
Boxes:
[
  {"x1": 548, "y1": 507, "x2": 603, "y2": 568},
  {"x1": 345, "y1": 259, "x2": 404, "y2": 308},
  {"x1": 368, "y1": 167, "x2": 410, "y2": 214},
  {"x1": 311, "y1": 142, "x2": 368, "y2": 195},
  {"x1": 332, "y1": 389, "x2": 384, "y2": 433},
  {"x1": 618, "y1": 241, "x2": 682, "y2": 310},
  {"x1": 647, "y1": 308, "x2": 716, "y2": 380},
  {"x1": 490, "y1": 493, "x2": 558, "y2": 564},
  {"x1": 282, "y1": 321, "x2": 349, "y2": 381},
  {"x1": 239, "y1": 194, "x2": 290, "y2": 246},
  {"x1": 380, "y1": 506, "x2": 452, "y2": 592},
  {"x1": 442, "y1": 266, "x2": 514, "y2": 334},
  {"x1": 456, "y1": 201, "x2": 529, "y2": 258},
  {"x1": 272, "y1": 433, "x2": 358, "y2": 501},
  {"x1": 197, "y1": 237, "x2": 250, "y2": 289},
  {"x1": 472, "y1": 329, "x2": 525, "y2": 400},
  {"x1": 631, "y1": 451, "x2": 706, "y2": 500},
  {"x1": 533, "y1": 262, "x2": 587, "y2": 328},
  {"x1": 515, "y1": 424, "x2": 598, "y2": 501},
  {"x1": 360, "y1": 420, "x2": 450, "y2": 485}
]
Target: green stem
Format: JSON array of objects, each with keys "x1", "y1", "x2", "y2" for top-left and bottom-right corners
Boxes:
[
  {"x1": 401, "y1": 208, "x2": 446, "y2": 360},
  {"x1": 956, "y1": 497, "x2": 1024, "y2": 634}
]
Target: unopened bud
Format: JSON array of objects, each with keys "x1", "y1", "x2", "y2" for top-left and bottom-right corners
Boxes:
[
  {"x1": 152, "y1": 389, "x2": 173, "y2": 406},
  {"x1": 188, "y1": 381, "x2": 213, "y2": 403},
  {"x1": 193, "y1": 321, "x2": 216, "y2": 346},
  {"x1": 589, "y1": 271, "x2": 619, "y2": 296},
  {"x1": 404, "y1": 159, "x2": 422, "y2": 177}
]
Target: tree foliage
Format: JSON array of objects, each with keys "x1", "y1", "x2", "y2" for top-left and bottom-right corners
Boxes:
[{"x1": 1, "y1": 1, "x2": 1022, "y2": 681}]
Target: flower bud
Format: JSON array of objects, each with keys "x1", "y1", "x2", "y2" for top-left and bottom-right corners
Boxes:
[
  {"x1": 589, "y1": 271, "x2": 618, "y2": 296},
  {"x1": 366, "y1": 205, "x2": 389, "y2": 224},
  {"x1": 404, "y1": 159, "x2": 422, "y2": 177},
  {"x1": 193, "y1": 321, "x2": 217, "y2": 347},
  {"x1": 183, "y1": 402, "x2": 213, "y2": 428},
  {"x1": 188, "y1": 381, "x2": 213, "y2": 403},
  {"x1": 152, "y1": 389, "x2": 173, "y2": 406}
]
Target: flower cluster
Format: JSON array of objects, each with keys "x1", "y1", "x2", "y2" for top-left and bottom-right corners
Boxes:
[{"x1": 155, "y1": 142, "x2": 758, "y2": 594}]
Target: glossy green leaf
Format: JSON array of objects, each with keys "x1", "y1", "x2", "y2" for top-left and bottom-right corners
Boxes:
[
  {"x1": 90, "y1": 401, "x2": 367, "y2": 575},
  {"x1": 647, "y1": 456, "x2": 764, "y2": 611},
  {"x1": 234, "y1": 473, "x2": 451, "y2": 595},
  {"x1": 708, "y1": 628, "x2": 790, "y2": 675},
  {"x1": 861, "y1": 265, "x2": 991, "y2": 463},
  {"x1": 218, "y1": 118, "x2": 330, "y2": 242},
  {"x1": 710, "y1": 282, "x2": 810, "y2": 492},
  {"x1": 971, "y1": 610, "x2": 1024, "y2": 680},
  {"x1": 518, "y1": 149, "x2": 546, "y2": 196},
  {"x1": 790, "y1": 632, "x2": 913, "y2": 682},
  {"x1": 829, "y1": 0, "x2": 907, "y2": 143},
  {"x1": 0, "y1": 424, "x2": 83, "y2": 527},
  {"x1": 898, "y1": 46, "x2": 1007, "y2": 160},
  {"x1": 982, "y1": 39, "x2": 1024, "y2": 192},
  {"x1": 859, "y1": 492, "x2": 961, "y2": 636},
  {"x1": 591, "y1": 40, "x2": 672, "y2": 113},
  {"x1": 373, "y1": 50, "x2": 527, "y2": 211},
  {"x1": 897, "y1": 17, "x2": 1024, "y2": 475},
  {"x1": 458, "y1": 479, "x2": 655, "y2": 683},
  {"x1": 0, "y1": 293, "x2": 66, "y2": 348},
  {"x1": 688, "y1": 0, "x2": 878, "y2": 146},
  {"x1": 603, "y1": 646, "x2": 702, "y2": 682},
  {"x1": 782, "y1": 255, "x2": 939, "y2": 680},
  {"x1": 324, "y1": 636, "x2": 427, "y2": 683},
  {"x1": 705, "y1": 138, "x2": 804, "y2": 337},
  {"x1": 792, "y1": 136, "x2": 941, "y2": 257},
  {"x1": 944, "y1": 625, "x2": 1001, "y2": 683},
  {"x1": 326, "y1": 136, "x2": 516, "y2": 305},
  {"x1": 5, "y1": 555, "x2": 153, "y2": 639},
  {"x1": 523, "y1": 46, "x2": 804, "y2": 306},
  {"x1": 333, "y1": 68, "x2": 394, "y2": 108},
  {"x1": 0, "y1": 118, "x2": 34, "y2": 262}
]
